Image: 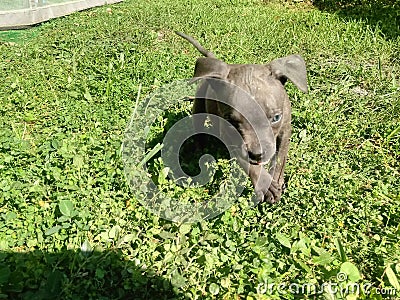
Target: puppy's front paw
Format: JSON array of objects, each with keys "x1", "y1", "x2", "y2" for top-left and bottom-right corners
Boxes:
[
  {"x1": 253, "y1": 172, "x2": 273, "y2": 203},
  {"x1": 252, "y1": 172, "x2": 284, "y2": 204},
  {"x1": 263, "y1": 180, "x2": 282, "y2": 204}
]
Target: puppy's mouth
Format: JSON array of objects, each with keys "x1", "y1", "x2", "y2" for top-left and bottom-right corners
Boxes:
[
  {"x1": 236, "y1": 145, "x2": 274, "y2": 166},
  {"x1": 249, "y1": 159, "x2": 270, "y2": 166}
]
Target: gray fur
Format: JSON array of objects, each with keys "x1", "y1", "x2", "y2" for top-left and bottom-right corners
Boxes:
[{"x1": 176, "y1": 32, "x2": 308, "y2": 203}]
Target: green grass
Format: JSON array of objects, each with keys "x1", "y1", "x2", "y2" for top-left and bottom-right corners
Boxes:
[{"x1": 0, "y1": 0, "x2": 399, "y2": 299}]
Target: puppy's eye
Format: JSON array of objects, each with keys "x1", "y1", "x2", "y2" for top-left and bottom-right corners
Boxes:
[{"x1": 271, "y1": 114, "x2": 282, "y2": 124}]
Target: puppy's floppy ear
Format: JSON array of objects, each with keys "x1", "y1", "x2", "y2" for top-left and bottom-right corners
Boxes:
[
  {"x1": 268, "y1": 55, "x2": 308, "y2": 93},
  {"x1": 192, "y1": 57, "x2": 230, "y2": 81}
]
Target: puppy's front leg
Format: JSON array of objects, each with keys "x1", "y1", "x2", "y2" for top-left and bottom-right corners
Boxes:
[
  {"x1": 237, "y1": 157, "x2": 280, "y2": 204},
  {"x1": 270, "y1": 130, "x2": 291, "y2": 198}
]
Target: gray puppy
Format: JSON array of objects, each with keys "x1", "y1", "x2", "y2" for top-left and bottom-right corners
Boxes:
[{"x1": 176, "y1": 32, "x2": 308, "y2": 203}]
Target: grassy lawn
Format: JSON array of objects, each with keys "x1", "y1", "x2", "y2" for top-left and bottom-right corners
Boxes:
[{"x1": 0, "y1": 0, "x2": 399, "y2": 299}]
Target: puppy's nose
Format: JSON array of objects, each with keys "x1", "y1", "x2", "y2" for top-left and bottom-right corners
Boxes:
[{"x1": 248, "y1": 151, "x2": 263, "y2": 163}]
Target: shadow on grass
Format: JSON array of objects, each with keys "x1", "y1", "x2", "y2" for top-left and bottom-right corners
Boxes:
[
  {"x1": 145, "y1": 109, "x2": 231, "y2": 179},
  {"x1": 312, "y1": 0, "x2": 400, "y2": 39},
  {"x1": 0, "y1": 249, "x2": 178, "y2": 300}
]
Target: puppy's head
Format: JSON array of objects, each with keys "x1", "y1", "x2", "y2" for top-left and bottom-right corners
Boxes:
[{"x1": 193, "y1": 55, "x2": 308, "y2": 165}]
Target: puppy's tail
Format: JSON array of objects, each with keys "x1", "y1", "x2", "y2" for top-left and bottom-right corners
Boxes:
[{"x1": 175, "y1": 31, "x2": 216, "y2": 59}]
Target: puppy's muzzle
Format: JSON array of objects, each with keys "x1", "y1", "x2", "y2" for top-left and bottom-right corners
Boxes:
[
  {"x1": 241, "y1": 143, "x2": 272, "y2": 165},
  {"x1": 248, "y1": 150, "x2": 270, "y2": 165}
]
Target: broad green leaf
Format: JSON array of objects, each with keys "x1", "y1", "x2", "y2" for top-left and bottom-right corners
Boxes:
[
  {"x1": 209, "y1": 283, "x2": 220, "y2": 295},
  {"x1": 205, "y1": 254, "x2": 214, "y2": 265},
  {"x1": 62, "y1": 185, "x2": 79, "y2": 191},
  {"x1": 59, "y1": 200, "x2": 74, "y2": 217},
  {"x1": 51, "y1": 139, "x2": 60, "y2": 150},
  {"x1": 291, "y1": 239, "x2": 310, "y2": 256},
  {"x1": 81, "y1": 240, "x2": 93, "y2": 253},
  {"x1": 275, "y1": 233, "x2": 291, "y2": 248},
  {"x1": 45, "y1": 225, "x2": 61, "y2": 236},
  {"x1": 57, "y1": 216, "x2": 71, "y2": 223},
  {"x1": 171, "y1": 271, "x2": 186, "y2": 288},
  {"x1": 312, "y1": 252, "x2": 334, "y2": 266},
  {"x1": 83, "y1": 90, "x2": 92, "y2": 101},
  {"x1": 68, "y1": 91, "x2": 79, "y2": 98},
  {"x1": 221, "y1": 277, "x2": 230, "y2": 289},
  {"x1": 95, "y1": 268, "x2": 105, "y2": 279},
  {"x1": 293, "y1": 257, "x2": 311, "y2": 273},
  {"x1": 204, "y1": 233, "x2": 220, "y2": 241},
  {"x1": 299, "y1": 129, "x2": 307, "y2": 140},
  {"x1": 23, "y1": 112, "x2": 36, "y2": 122},
  {"x1": 340, "y1": 262, "x2": 361, "y2": 282},
  {"x1": 179, "y1": 223, "x2": 191, "y2": 235},
  {"x1": 385, "y1": 264, "x2": 400, "y2": 290},
  {"x1": 73, "y1": 155, "x2": 84, "y2": 168},
  {"x1": 120, "y1": 234, "x2": 136, "y2": 243},
  {"x1": 298, "y1": 239, "x2": 311, "y2": 256},
  {"x1": 26, "y1": 239, "x2": 37, "y2": 247},
  {"x1": 160, "y1": 167, "x2": 170, "y2": 179},
  {"x1": 0, "y1": 240, "x2": 8, "y2": 251},
  {"x1": 108, "y1": 225, "x2": 120, "y2": 239},
  {"x1": 5, "y1": 212, "x2": 17, "y2": 221},
  {"x1": 158, "y1": 166, "x2": 169, "y2": 185},
  {"x1": 255, "y1": 236, "x2": 268, "y2": 247},
  {"x1": 158, "y1": 231, "x2": 175, "y2": 240},
  {"x1": 163, "y1": 252, "x2": 174, "y2": 263}
]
